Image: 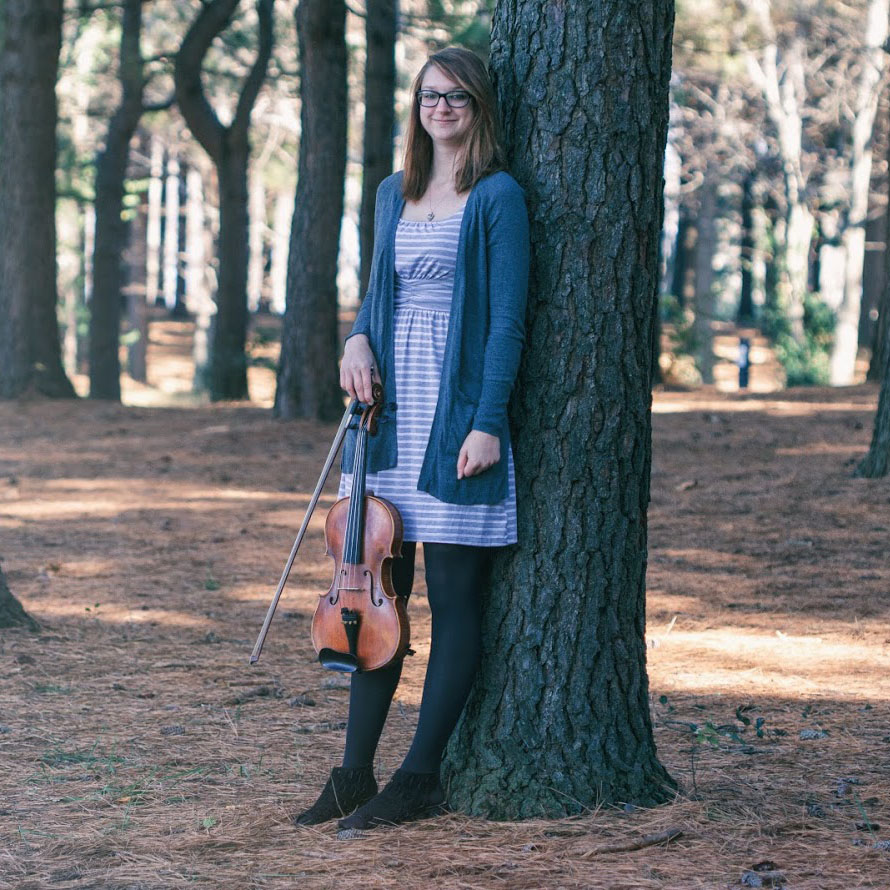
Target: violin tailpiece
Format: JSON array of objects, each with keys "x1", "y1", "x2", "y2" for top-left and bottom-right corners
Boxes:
[{"x1": 341, "y1": 608, "x2": 361, "y2": 658}]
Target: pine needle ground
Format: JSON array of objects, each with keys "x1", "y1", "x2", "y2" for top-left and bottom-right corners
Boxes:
[{"x1": 1, "y1": 384, "x2": 888, "y2": 889}]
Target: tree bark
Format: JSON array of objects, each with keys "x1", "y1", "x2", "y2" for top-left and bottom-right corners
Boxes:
[
  {"x1": 0, "y1": 0, "x2": 75, "y2": 398},
  {"x1": 444, "y1": 0, "x2": 677, "y2": 819},
  {"x1": 175, "y1": 0, "x2": 274, "y2": 400},
  {"x1": 88, "y1": 0, "x2": 145, "y2": 401},
  {"x1": 0, "y1": 566, "x2": 38, "y2": 631},
  {"x1": 274, "y1": 0, "x2": 347, "y2": 421},
  {"x1": 359, "y1": 0, "x2": 397, "y2": 302}
]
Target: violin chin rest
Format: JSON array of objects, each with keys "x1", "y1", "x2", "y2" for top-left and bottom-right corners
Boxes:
[{"x1": 318, "y1": 648, "x2": 360, "y2": 673}]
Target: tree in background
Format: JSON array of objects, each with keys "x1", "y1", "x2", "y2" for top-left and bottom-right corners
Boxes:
[
  {"x1": 358, "y1": 0, "x2": 397, "y2": 302},
  {"x1": 857, "y1": 302, "x2": 890, "y2": 477},
  {"x1": 274, "y1": 0, "x2": 347, "y2": 420},
  {"x1": 88, "y1": 0, "x2": 147, "y2": 401},
  {"x1": 829, "y1": 0, "x2": 890, "y2": 385},
  {"x1": 0, "y1": 0, "x2": 75, "y2": 398},
  {"x1": 856, "y1": 119, "x2": 890, "y2": 479},
  {"x1": 745, "y1": 0, "x2": 812, "y2": 347},
  {"x1": 175, "y1": 0, "x2": 274, "y2": 401},
  {"x1": 444, "y1": 0, "x2": 676, "y2": 817}
]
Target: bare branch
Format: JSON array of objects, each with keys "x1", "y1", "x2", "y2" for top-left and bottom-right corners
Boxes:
[
  {"x1": 231, "y1": 0, "x2": 275, "y2": 140},
  {"x1": 174, "y1": 0, "x2": 239, "y2": 164}
]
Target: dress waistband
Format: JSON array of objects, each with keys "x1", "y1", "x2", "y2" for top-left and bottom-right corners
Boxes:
[{"x1": 393, "y1": 278, "x2": 453, "y2": 313}]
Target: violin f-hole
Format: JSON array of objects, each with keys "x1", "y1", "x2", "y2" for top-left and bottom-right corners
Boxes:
[{"x1": 364, "y1": 569, "x2": 383, "y2": 606}]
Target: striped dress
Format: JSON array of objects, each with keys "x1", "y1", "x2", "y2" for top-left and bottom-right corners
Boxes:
[{"x1": 339, "y1": 206, "x2": 518, "y2": 546}]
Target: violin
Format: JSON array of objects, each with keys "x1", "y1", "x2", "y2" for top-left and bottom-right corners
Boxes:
[{"x1": 310, "y1": 382, "x2": 409, "y2": 672}]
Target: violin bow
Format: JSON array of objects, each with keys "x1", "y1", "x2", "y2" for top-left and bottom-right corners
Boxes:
[{"x1": 249, "y1": 398, "x2": 360, "y2": 664}]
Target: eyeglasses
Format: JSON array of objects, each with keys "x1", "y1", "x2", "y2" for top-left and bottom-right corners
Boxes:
[{"x1": 416, "y1": 89, "x2": 472, "y2": 108}]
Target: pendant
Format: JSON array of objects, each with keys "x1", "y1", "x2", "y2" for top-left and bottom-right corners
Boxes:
[{"x1": 427, "y1": 210, "x2": 435, "y2": 221}]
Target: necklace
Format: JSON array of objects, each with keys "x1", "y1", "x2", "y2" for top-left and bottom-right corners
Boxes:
[{"x1": 425, "y1": 178, "x2": 454, "y2": 221}]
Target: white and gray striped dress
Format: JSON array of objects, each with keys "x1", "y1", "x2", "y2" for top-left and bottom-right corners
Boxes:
[{"x1": 339, "y1": 206, "x2": 517, "y2": 546}]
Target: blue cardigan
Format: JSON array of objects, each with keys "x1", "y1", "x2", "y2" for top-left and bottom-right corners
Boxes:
[{"x1": 341, "y1": 169, "x2": 529, "y2": 506}]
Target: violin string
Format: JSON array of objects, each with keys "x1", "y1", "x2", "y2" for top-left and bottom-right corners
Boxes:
[{"x1": 346, "y1": 411, "x2": 368, "y2": 568}]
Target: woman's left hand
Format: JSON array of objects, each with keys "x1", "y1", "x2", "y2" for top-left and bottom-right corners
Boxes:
[{"x1": 457, "y1": 430, "x2": 500, "y2": 479}]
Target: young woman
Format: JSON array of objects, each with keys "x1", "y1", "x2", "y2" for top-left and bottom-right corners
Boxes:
[{"x1": 294, "y1": 46, "x2": 529, "y2": 831}]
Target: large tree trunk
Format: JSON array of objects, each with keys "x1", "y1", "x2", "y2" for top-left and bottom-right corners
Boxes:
[
  {"x1": 829, "y1": 0, "x2": 889, "y2": 386},
  {"x1": 0, "y1": 567, "x2": 38, "y2": 631},
  {"x1": 174, "y1": 0, "x2": 274, "y2": 401},
  {"x1": 358, "y1": 0, "x2": 397, "y2": 302},
  {"x1": 89, "y1": 0, "x2": 144, "y2": 401},
  {"x1": 0, "y1": 0, "x2": 75, "y2": 398},
  {"x1": 444, "y1": 0, "x2": 677, "y2": 819},
  {"x1": 274, "y1": 0, "x2": 347, "y2": 421}
]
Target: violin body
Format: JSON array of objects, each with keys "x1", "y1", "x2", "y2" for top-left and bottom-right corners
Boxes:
[
  {"x1": 309, "y1": 384, "x2": 410, "y2": 673},
  {"x1": 311, "y1": 494, "x2": 408, "y2": 672}
]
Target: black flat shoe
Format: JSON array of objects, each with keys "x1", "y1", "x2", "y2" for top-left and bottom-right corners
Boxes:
[
  {"x1": 337, "y1": 768, "x2": 447, "y2": 831},
  {"x1": 292, "y1": 765, "x2": 378, "y2": 826}
]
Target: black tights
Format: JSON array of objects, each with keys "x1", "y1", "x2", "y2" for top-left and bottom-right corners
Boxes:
[{"x1": 341, "y1": 541, "x2": 492, "y2": 774}]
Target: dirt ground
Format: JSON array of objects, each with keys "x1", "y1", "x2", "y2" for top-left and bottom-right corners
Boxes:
[{"x1": 1, "y1": 349, "x2": 889, "y2": 888}]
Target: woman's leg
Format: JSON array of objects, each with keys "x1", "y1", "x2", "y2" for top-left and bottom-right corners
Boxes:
[
  {"x1": 340, "y1": 541, "x2": 417, "y2": 769},
  {"x1": 294, "y1": 542, "x2": 417, "y2": 826},
  {"x1": 399, "y1": 541, "x2": 491, "y2": 773},
  {"x1": 337, "y1": 542, "x2": 491, "y2": 829}
]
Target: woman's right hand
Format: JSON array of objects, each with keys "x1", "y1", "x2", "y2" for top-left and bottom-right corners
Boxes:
[{"x1": 340, "y1": 334, "x2": 378, "y2": 404}]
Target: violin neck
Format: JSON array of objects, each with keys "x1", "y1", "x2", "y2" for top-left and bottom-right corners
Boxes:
[{"x1": 343, "y1": 420, "x2": 368, "y2": 565}]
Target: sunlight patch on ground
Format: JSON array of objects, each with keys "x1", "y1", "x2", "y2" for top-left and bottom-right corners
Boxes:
[
  {"x1": 653, "y1": 547, "x2": 762, "y2": 571},
  {"x1": 33, "y1": 601, "x2": 210, "y2": 629},
  {"x1": 56, "y1": 558, "x2": 117, "y2": 577},
  {"x1": 652, "y1": 397, "x2": 874, "y2": 416},
  {"x1": 649, "y1": 627, "x2": 890, "y2": 699},
  {"x1": 0, "y1": 480, "x2": 336, "y2": 523},
  {"x1": 776, "y1": 443, "x2": 871, "y2": 457}
]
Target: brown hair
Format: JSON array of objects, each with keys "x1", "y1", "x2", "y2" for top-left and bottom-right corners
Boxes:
[{"x1": 402, "y1": 47, "x2": 507, "y2": 200}]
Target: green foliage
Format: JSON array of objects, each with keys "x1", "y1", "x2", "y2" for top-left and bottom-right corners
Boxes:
[
  {"x1": 424, "y1": 0, "x2": 492, "y2": 57},
  {"x1": 762, "y1": 292, "x2": 835, "y2": 387},
  {"x1": 660, "y1": 293, "x2": 697, "y2": 357}
]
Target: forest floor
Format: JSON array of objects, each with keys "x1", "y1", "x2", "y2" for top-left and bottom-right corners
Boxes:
[{"x1": 1, "y1": 324, "x2": 890, "y2": 889}]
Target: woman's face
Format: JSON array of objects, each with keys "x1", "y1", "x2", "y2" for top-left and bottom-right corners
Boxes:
[{"x1": 418, "y1": 65, "x2": 474, "y2": 148}]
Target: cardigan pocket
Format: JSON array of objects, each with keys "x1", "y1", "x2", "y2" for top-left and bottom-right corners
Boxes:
[
  {"x1": 447, "y1": 394, "x2": 476, "y2": 452},
  {"x1": 440, "y1": 395, "x2": 508, "y2": 504}
]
